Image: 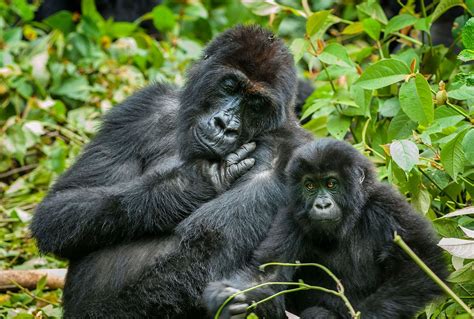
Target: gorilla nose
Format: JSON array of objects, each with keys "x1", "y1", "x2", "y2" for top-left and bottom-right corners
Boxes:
[
  {"x1": 315, "y1": 199, "x2": 333, "y2": 210},
  {"x1": 213, "y1": 116, "x2": 239, "y2": 137}
]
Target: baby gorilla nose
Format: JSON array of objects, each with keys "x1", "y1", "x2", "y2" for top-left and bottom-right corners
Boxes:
[{"x1": 314, "y1": 197, "x2": 333, "y2": 210}]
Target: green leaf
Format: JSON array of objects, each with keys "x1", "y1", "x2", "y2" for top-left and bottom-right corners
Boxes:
[
  {"x1": 303, "y1": 116, "x2": 328, "y2": 137},
  {"x1": 81, "y1": 0, "x2": 105, "y2": 27},
  {"x1": 184, "y1": 2, "x2": 208, "y2": 20},
  {"x1": 50, "y1": 76, "x2": 91, "y2": 101},
  {"x1": 289, "y1": 38, "x2": 309, "y2": 63},
  {"x1": 458, "y1": 49, "x2": 474, "y2": 62},
  {"x1": 342, "y1": 22, "x2": 364, "y2": 35},
  {"x1": 327, "y1": 114, "x2": 351, "y2": 139},
  {"x1": 362, "y1": 18, "x2": 381, "y2": 41},
  {"x1": 463, "y1": 129, "x2": 474, "y2": 165},
  {"x1": 306, "y1": 10, "x2": 331, "y2": 37},
  {"x1": 431, "y1": 0, "x2": 464, "y2": 23},
  {"x1": 11, "y1": 0, "x2": 34, "y2": 21},
  {"x1": 356, "y1": 2, "x2": 388, "y2": 24},
  {"x1": 387, "y1": 111, "x2": 417, "y2": 141},
  {"x1": 399, "y1": 74, "x2": 434, "y2": 126},
  {"x1": 441, "y1": 129, "x2": 468, "y2": 181},
  {"x1": 447, "y1": 261, "x2": 474, "y2": 283},
  {"x1": 318, "y1": 43, "x2": 354, "y2": 68},
  {"x1": 354, "y1": 59, "x2": 410, "y2": 90},
  {"x1": 108, "y1": 22, "x2": 137, "y2": 38},
  {"x1": 414, "y1": 17, "x2": 432, "y2": 32},
  {"x1": 152, "y1": 5, "x2": 176, "y2": 31},
  {"x1": 390, "y1": 139, "x2": 419, "y2": 172},
  {"x1": 44, "y1": 11, "x2": 75, "y2": 34},
  {"x1": 385, "y1": 14, "x2": 417, "y2": 35},
  {"x1": 379, "y1": 97, "x2": 400, "y2": 117},
  {"x1": 462, "y1": 18, "x2": 474, "y2": 50}
]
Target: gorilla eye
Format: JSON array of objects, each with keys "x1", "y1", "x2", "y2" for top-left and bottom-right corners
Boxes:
[
  {"x1": 222, "y1": 78, "x2": 237, "y2": 92},
  {"x1": 326, "y1": 178, "x2": 338, "y2": 189},
  {"x1": 304, "y1": 181, "x2": 317, "y2": 191}
]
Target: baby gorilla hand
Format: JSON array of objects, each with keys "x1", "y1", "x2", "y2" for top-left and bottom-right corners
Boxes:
[
  {"x1": 203, "y1": 281, "x2": 249, "y2": 319},
  {"x1": 208, "y1": 142, "x2": 256, "y2": 193}
]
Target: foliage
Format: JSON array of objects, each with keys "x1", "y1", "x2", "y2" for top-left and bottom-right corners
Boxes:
[{"x1": 0, "y1": 0, "x2": 473, "y2": 318}]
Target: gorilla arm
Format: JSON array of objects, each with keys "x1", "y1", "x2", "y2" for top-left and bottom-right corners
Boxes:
[
  {"x1": 30, "y1": 86, "x2": 255, "y2": 259},
  {"x1": 203, "y1": 209, "x2": 305, "y2": 319},
  {"x1": 355, "y1": 187, "x2": 447, "y2": 319}
]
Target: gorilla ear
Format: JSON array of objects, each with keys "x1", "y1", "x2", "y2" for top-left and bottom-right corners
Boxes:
[{"x1": 356, "y1": 167, "x2": 365, "y2": 184}]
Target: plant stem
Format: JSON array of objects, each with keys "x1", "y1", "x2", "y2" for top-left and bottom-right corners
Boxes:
[{"x1": 393, "y1": 234, "x2": 474, "y2": 316}]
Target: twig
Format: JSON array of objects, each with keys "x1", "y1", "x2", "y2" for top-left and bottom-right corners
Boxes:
[
  {"x1": 0, "y1": 164, "x2": 38, "y2": 179},
  {"x1": 393, "y1": 234, "x2": 473, "y2": 316},
  {"x1": 8, "y1": 279, "x2": 60, "y2": 306}
]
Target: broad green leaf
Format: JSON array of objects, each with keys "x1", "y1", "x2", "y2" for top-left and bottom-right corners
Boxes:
[
  {"x1": 448, "y1": 84, "x2": 474, "y2": 100},
  {"x1": 441, "y1": 129, "x2": 468, "y2": 181},
  {"x1": 447, "y1": 261, "x2": 474, "y2": 283},
  {"x1": 342, "y1": 22, "x2": 363, "y2": 35},
  {"x1": 50, "y1": 76, "x2": 91, "y2": 101},
  {"x1": 438, "y1": 238, "x2": 474, "y2": 259},
  {"x1": 81, "y1": 0, "x2": 105, "y2": 27},
  {"x1": 152, "y1": 5, "x2": 176, "y2": 31},
  {"x1": 11, "y1": 0, "x2": 34, "y2": 21},
  {"x1": 463, "y1": 129, "x2": 474, "y2": 165},
  {"x1": 379, "y1": 97, "x2": 400, "y2": 117},
  {"x1": 301, "y1": 99, "x2": 330, "y2": 120},
  {"x1": 241, "y1": 0, "x2": 281, "y2": 16},
  {"x1": 303, "y1": 116, "x2": 328, "y2": 137},
  {"x1": 385, "y1": 14, "x2": 418, "y2": 35},
  {"x1": 399, "y1": 74, "x2": 434, "y2": 126},
  {"x1": 318, "y1": 43, "x2": 354, "y2": 68},
  {"x1": 290, "y1": 38, "x2": 308, "y2": 63},
  {"x1": 458, "y1": 49, "x2": 474, "y2": 62},
  {"x1": 390, "y1": 139, "x2": 419, "y2": 172},
  {"x1": 412, "y1": 188, "x2": 431, "y2": 215},
  {"x1": 327, "y1": 114, "x2": 351, "y2": 139},
  {"x1": 414, "y1": 17, "x2": 432, "y2": 32},
  {"x1": 306, "y1": 10, "x2": 331, "y2": 37},
  {"x1": 431, "y1": 0, "x2": 464, "y2": 23},
  {"x1": 44, "y1": 11, "x2": 75, "y2": 34},
  {"x1": 462, "y1": 18, "x2": 474, "y2": 49},
  {"x1": 354, "y1": 59, "x2": 410, "y2": 90},
  {"x1": 387, "y1": 111, "x2": 417, "y2": 141},
  {"x1": 356, "y1": 2, "x2": 388, "y2": 24},
  {"x1": 108, "y1": 22, "x2": 137, "y2": 38},
  {"x1": 362, "y1": 18, "x2": 381, "y2": 41},
  {"x1": 184, "y1": 2, "x2": 208, "y2": 20}
]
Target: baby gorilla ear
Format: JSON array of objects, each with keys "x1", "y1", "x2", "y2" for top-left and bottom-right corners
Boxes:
[{"x1": 356, "y1": 167, "x2": 365, "y2": 184}]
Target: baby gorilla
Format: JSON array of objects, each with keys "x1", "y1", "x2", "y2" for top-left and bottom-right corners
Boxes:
[{"x1": 205, "y1": 138, "x2": 447, "y2": 319}]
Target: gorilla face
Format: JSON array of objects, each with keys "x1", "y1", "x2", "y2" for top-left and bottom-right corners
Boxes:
[
  {"x1": 286, "y1": 138, "x2": 375, "y2": 237},
  {"x1": 178, "y1": 25, "x2": 296, "y2": 160},
  {"x1": 191, "y1": 70, "x2": 285, "y2": 159}
]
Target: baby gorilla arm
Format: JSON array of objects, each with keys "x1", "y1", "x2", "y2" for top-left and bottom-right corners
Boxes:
[{"x1": 31, "y1": 143, "x2": 255, "y2": 258}]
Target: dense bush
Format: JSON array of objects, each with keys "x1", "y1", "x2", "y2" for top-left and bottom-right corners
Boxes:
[{"x1": 0, "y1": 0, "x2": 472, "y2": 318}]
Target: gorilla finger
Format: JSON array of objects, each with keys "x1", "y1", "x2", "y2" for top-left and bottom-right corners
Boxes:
[
  {"x1": 225, "y1": 142, "x2": 256, "y2": 164},
  {"x1": 228, "y1": 303, "x2": 249, "y2": 315},
  {"x1": 227, "y1": 158, "x2": 255, "y2": 179}
]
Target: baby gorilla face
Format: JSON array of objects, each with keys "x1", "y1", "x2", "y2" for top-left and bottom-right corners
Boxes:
[{"x1": 300, "y1": 173, "x2": 343, "y2": 228}]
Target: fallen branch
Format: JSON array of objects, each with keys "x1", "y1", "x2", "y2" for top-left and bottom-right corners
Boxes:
[{"x1": 0, "y1": 269, "x2": 67, "y2": 291}]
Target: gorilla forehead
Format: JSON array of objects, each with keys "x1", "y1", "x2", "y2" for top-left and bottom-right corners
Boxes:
[
  {"x1": 287, "y1": 139, "x2": 372, "y2": 181},
  {"x1": 203, "y1": 25, "x2": 295, "y2": 86}
]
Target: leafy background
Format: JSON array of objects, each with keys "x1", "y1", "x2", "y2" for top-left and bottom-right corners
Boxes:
[{"x1": 0, "y1": 0, "x2": 473, "y2": 318}]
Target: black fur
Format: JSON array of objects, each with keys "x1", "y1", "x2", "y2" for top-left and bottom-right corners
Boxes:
[
  {"x1": 205, "y1": 139, "x2": 447, "y2": 319},
  {"x1": 30, "y1": 25, "x2": 312, "y2": 317}
]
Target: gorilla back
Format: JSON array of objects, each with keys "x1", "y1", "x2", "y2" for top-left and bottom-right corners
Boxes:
[{"x1": 40, "y1": 26, "x2": 311, "y2": 317}]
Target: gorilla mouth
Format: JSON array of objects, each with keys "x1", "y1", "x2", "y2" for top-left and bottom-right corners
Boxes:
[{"x1": 193, "y1": 127, "x2": 218, "y2": 156}]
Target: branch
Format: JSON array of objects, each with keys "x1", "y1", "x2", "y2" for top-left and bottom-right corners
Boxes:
[{"x1": 0, "y1": 269, "x2": 66, "y2": 291}]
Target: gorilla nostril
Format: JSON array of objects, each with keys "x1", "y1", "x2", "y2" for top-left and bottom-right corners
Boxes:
[
  {"x1": 213, "y1": 117, "x2": 227, "y2": 131},
  {"x1": 315, "y1": 200, "x2": 333, "y2": 210}
]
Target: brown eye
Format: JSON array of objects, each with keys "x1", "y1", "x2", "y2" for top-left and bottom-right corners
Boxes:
[
  {"x1": 326, "y1": 178, "x2": 337, "y2": 189},
  {"x1": 305, "y1": 182, "x2": 317, "y2": 191}
]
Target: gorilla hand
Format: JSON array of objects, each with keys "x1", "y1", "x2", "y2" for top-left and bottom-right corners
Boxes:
[
  {"x1": 203, "y1": 281, "x2": 249, "y2": 319},
  {"x1": 208, "y1": 142, "x2": 256, "y2": 193}
]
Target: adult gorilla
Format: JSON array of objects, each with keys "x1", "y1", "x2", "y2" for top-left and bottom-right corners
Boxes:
[{"x1": 30, "y1": 25, "x2": 311, "y2": 317}]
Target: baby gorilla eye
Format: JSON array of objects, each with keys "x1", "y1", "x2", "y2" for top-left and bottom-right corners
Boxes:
[
  {"x1": 326, "y1": 178, "x2": 338, "y2": 189},
  {"x1": 304, "y1": 181, "x2": 317, "y2": 191}
]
